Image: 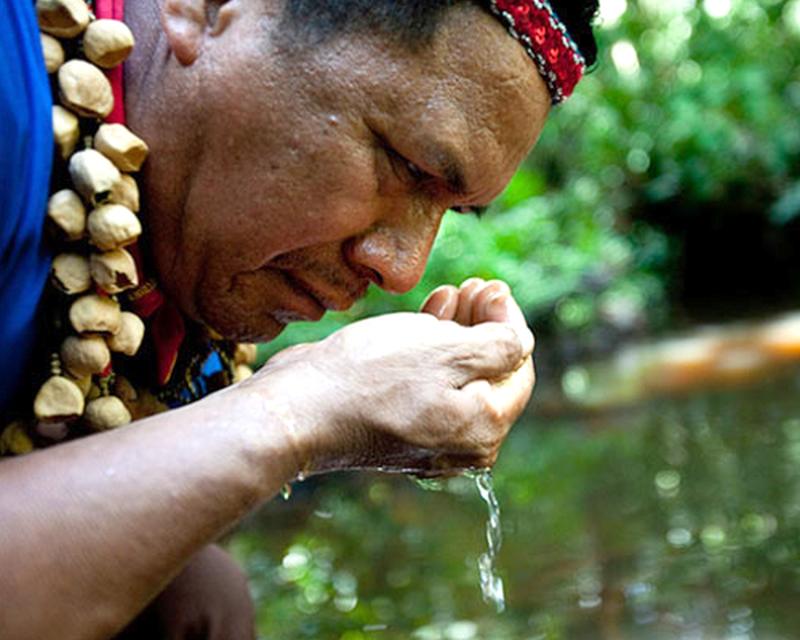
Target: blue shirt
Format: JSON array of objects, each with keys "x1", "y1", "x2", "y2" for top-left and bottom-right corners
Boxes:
[{"x1": 0, "y1": 0, "x2": 53, "y2": 412}]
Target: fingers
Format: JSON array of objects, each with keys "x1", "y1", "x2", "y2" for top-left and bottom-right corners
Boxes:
[
  {"x1": 453, "y1": 278, "x2": 510, "y2": 326},
  {"x1": 428, "y1": 358, "x2": 535, "y2": 472},
  {"x1": 460, "y1": 354, "x2": 535, "y2": 440},
  {"x1": 421, "y1": 277, "x2": 511, "y2": 327},
  {"x1": 454, "y1": 278, "x2": 486, "y2": 326},
  {"x1": 471, "y1": 281, "x2": 511, "y2": 325},
  {"x1": 422, "y1": 278, "x2": 534, "y2": 378},
  {"x1": 495, "y1": 297, "x2": 535, "y2": 359},
  {"x1": 451, "y1": 321, "x2": 527, "y2": 384},
  {"x1": 468, "y1": 283, "x2": 534, "y2": 360},
  {"x1": 491, "y1": 355, "x2": 536, "y2": 415},
  {"x1": 420, "y1": 285, "x2": 459, "y2": 320}
]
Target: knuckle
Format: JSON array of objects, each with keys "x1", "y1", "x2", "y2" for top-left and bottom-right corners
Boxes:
[
  {"x1": 495, "y1": 326, "x2": 521, "y2": 364},
  {"x1": 459, "y1": 277, "x2": 484, "y2": 292},
  {"x1": 486, "y1": 279, "x2": 511, "y2": 295}
]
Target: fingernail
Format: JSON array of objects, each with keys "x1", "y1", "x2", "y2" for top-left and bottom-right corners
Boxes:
[{"x1": 429, "y1": 301, "x2": 447, "y2": 318}]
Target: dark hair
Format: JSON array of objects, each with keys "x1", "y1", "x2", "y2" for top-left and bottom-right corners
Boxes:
[{"x1": 280, "y1": 0, "x2": 599, "y2": 67}]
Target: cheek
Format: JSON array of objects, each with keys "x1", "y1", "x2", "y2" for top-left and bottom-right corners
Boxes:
[
  {"x1": 187, "y1": 121, "x2": 380, "y2": 274},
  {"x1": 182, "y1": 119, "x2": 383, "y2": 338}
]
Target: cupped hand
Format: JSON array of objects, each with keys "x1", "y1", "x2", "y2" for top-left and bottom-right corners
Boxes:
[{"x1": 249, "y1": 278, "x2": 535, "y2": 476}]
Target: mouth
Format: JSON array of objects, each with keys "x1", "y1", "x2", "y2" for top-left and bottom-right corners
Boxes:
[{"x1": 277, "y1": 270, "x2": 368, "y2": 323}]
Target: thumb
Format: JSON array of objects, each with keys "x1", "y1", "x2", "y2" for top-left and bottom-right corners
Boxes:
[{"x1": 481, "y1": 294, "x2": 535, "y2": 359}]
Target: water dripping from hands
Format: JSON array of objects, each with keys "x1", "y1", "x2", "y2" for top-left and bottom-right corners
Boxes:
[
  {"x1": 411, "y1": 468, "x2": 506, "y2": 613},
  {"x1": 469, "y1": 469, "x2": 506, "y2": 613}
]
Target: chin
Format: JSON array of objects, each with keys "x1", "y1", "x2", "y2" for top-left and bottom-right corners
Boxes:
[{"x1": 198, "y1": 305, "x2": 290, "y2": 344}]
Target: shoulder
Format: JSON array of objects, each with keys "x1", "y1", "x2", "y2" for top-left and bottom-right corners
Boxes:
[{"x1": 0, "y1": 1, "x2": 54, "y2": 412}]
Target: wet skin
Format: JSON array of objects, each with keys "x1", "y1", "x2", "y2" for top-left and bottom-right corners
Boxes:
[
  {"x1": 0, "y1": 4, "x2": 550, "y2": 637},
  {"x1": 126, "y1": 0, "x2": 551, "y2": 341}
]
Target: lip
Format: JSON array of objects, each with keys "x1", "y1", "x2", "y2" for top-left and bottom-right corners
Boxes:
[
  {"x1": 278, "y1": 271, "x2": 326, "y2": 322},
  {"x1": 283, "y1": 270, "x2": 368, "y2": 314}
]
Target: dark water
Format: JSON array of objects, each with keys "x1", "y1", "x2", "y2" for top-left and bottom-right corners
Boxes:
[{"x1": 229, "y1": 369, "x2": 800, "y2": 640}]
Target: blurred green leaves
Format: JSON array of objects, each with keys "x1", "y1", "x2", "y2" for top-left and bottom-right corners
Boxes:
[{"x1": 262, "y1": 0, "x2": 800, "y2": 360}]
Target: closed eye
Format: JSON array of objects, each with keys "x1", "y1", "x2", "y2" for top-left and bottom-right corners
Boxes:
[
  {"x1": 404, "y1": 159, "x2": 428, "y2": 182},
  {"x1": 450, "y1": 205, "x2": 488, "y2": 218},
  {"x1": 387, "y1": 147, "x2": 435, "y2": 186}
]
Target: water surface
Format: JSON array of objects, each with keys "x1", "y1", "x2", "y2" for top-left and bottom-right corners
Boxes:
[{"x1": 230, "y1": 368, "x2": 800, "y2": 639}]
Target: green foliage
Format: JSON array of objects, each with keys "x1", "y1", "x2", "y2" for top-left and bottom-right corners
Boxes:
[{"x1": 262, "y1": 0, "x2": 800, "y2": 360}]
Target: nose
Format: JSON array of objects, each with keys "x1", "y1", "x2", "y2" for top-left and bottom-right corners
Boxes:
[{"x1": 345, "y1": 204, "x2": 445, "y2": 294}]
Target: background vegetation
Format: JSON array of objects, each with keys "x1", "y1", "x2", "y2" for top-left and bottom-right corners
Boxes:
[
  {"x1": 239, "y1": 3, "x2": 800, "y2": 638},
  {"x1": 262, "y1": 0, "x2": 800, "y2": 361}
]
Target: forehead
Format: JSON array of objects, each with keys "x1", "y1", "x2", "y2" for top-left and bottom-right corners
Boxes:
[
  {"x1": 286, "y1": 4, "x2": 551, "y2": 201},
  {"x1": 402, "y1": 4, "x2": 551, "y2": 199}
]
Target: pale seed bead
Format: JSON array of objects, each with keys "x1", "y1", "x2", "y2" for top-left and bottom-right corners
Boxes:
[
  {"x1": 90, "y1": 248, "x2": 139, "y2": 294},
  {"x1": 47, "y1": 189, "x2": 86, "y2": 240},
  {"x1": 84, "y1": 396, "x2": 132, "y2": 431},
  {"x1": 83, "y1": 19, "x2": 135, "y2": 69},
  {"x1": 58, "y1": 59, "x2": 114, "y2": 119},
  {"x1": 87, "y1": 204, "x2": 141, "y2": 250},
  {"x1": 0, "y1": 422, "x2": 34, "y2": 456},
  {"x1": 110, "y1": 174, "x2": 140, "y2": 212},
  {"x1": 69, "y1": 293, "x2": 122, "y2": 335},
  {"x1": 69, "y1": 149, "x2": 121, "y2": 206},
  {"x1": 40, "y1": 33, "x2": 64, "y2": 73},
  {"x1": 53, "y1": 105, "x2": 79, "y2": 159},
  {"x1": 36, "y1": 0, "x2": 90, "y2": 38},
  {"x1": 94, "y1": 124, "x2": 149, "y2": 172},
  {"x1": 233, "y1": 364, "x2": 254, "y2": 383},
  {"x1": 69, "y1": 375, "x2": 93, "y2": 397},
  {"x1": 107, "y1": 312, "x2": 145, "y2": 356},
  {"x1": 33, "y1": 375, "x2": 85, "y2": 422},
  {"x1": 234, "y1": 343, "x2": 258, "y2": 365},
  {"x1": 61, "y1": 335, "x2": 111, "y2": 378},
  {"x1": 52, "y1": 252, "x2": 91, "y2": 295}
]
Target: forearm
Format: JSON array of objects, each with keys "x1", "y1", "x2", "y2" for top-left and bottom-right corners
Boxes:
[{"x1": 0, "y1": 384, "x2": 298, "y2": 640}]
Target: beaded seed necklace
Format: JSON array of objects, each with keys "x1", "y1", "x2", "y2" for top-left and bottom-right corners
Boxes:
[
  {"x1": 0, "y1": 0, "x2": 256, "y2": 456},
  {"x1": 1, "y1": 0, "x2": 589, "y2": 455}
]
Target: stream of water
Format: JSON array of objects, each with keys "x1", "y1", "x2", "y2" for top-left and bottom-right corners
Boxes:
[
  {"x1": 412, "y1": 469, "x2": 506, "y2": 613},
  {"x1": 288, "y1": 468, "x2": 506, "y2": 614},
  {"x1": 470, "y1": 469, "x2": 505, "y2": 613}
]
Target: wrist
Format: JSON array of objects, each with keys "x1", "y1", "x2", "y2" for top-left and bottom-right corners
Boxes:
[
  {"x1": 244, "y1": 358, "x2": 354, "y2": 477},
  {"x1": 209, "y1": 381, "x2": 305, "y2": 496}
]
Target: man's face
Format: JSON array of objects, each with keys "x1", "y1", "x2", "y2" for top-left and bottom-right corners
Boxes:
[{"x1": 138, "y1": 2, "x2": 550, "y2": 341}]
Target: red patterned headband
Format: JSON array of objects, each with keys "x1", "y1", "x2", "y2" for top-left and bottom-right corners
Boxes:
[{"x1": 486, "y1": 0, "x2": 586, "y2": 104}]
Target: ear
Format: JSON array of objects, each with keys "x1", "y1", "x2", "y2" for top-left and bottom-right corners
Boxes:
[
  {"x1": 161, "y1": 0, "x2": 237, "y2": 66},
  {"x1": 162, "y1": 0, "x2": 207, "y2": 66}
]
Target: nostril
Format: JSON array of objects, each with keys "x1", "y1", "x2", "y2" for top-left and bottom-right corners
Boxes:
[
  {"x1": 351, "y1": 262, "x2": 383, "y2": 287},
  {"x1": 342, "y1": 239, "x2": 383, "y2": 287},
  {"x1": 364, "y1": 267, "x2": 383, "y2": 287}
]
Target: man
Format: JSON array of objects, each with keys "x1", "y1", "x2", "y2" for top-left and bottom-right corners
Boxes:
[{"x1": 0, "y1": 0, "x2": 598, "y2": 637}]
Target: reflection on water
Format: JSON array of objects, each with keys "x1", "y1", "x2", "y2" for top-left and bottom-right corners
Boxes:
[
  {"x1": 559, "y1": 313, "x2": 800, "y2": 412},
  {"x1": 230, "y1": 365, "x2": 800, "y2": 640}
]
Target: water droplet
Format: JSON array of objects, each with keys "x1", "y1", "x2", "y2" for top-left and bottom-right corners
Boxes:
[
  {"x1": 410, "y1": 476, "x2": 447, "y2": 492},
  {"x1": 280, "y1": 483, "x2": 292, "y2": 501}
]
